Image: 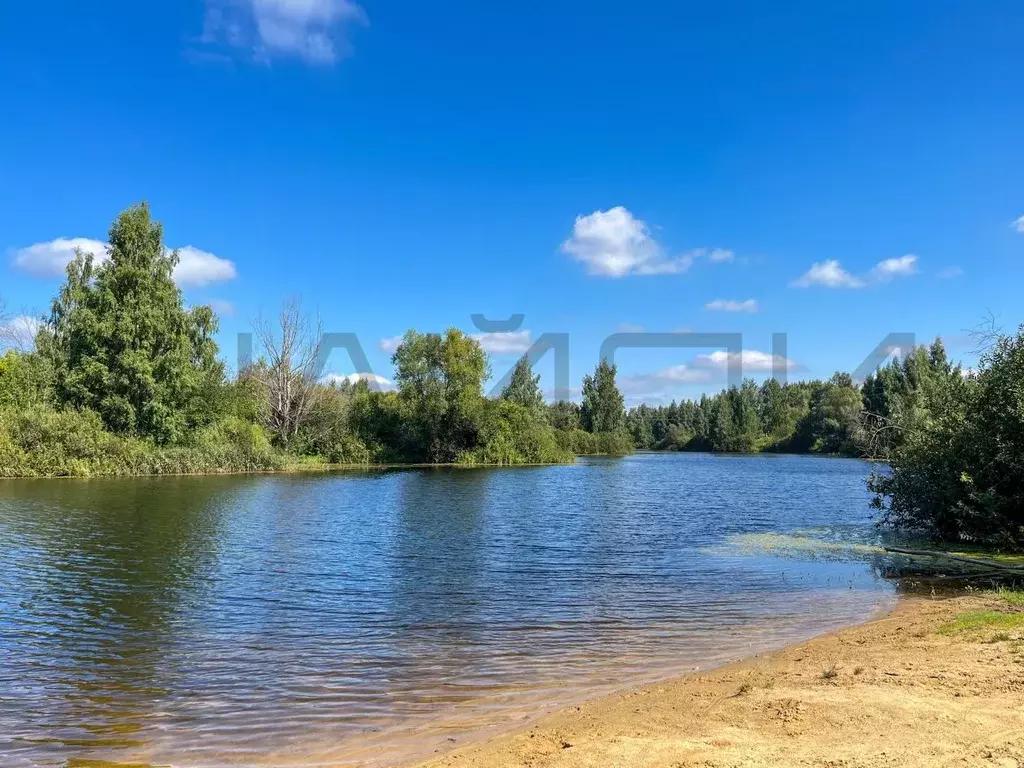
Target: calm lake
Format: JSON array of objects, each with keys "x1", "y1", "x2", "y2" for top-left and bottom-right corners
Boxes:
[{"x1": 0, "y1": 453, "x2": 895, "y2": 767}]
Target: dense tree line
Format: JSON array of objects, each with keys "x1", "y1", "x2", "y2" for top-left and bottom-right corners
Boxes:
[
  {"x1": 0, "y1": 205, "x2": 631, "y2": 477},
  {"x1": 623, "y1": 341, "x2": 959, "y2": 459}
]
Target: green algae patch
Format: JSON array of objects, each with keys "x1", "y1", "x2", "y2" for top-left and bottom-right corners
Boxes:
[{"x1": 707, "y1": 532, "x2": 885, "y2": 561}]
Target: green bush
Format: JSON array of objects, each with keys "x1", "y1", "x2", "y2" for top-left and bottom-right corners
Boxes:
[
  {"x1": 323, "y1": 433, "x2": 373, "y2": 465},
  {"x1": 458, "y1": 400, "x2": 573, "y2": 466},
  {"x1": 594, "y1": 430, "x2": 635, "y2": 456},
  {"x1": 554, "y1": 427, "x2": 599, "y2": 456},
  {"x1": 0, "y1": 406, "x2": 284, "y2": 478},
  {"x1": 871, "y1": 326, "x2": 1024, "y2": 550},
  {"x1": 553, "y1": 427, "x2": 632, "y2": 457},
  {"x1": 0, "y1": 350, "x2": 53, "y2": 410}
]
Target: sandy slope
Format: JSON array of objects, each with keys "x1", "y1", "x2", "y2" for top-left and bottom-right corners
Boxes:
[{"x1": 412, "y1": 595, "x2": 1024, "y2": 768}]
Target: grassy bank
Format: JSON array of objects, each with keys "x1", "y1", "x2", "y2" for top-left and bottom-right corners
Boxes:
[
  {"x1": 0, "y1": 404, "x2": 591, "y2": 478},
  {"x1": 413, "y1": 590, "x2": 1024, "y2": 768}
]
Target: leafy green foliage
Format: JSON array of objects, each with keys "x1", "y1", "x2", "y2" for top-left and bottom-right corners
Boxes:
[
  {"x1": 624, "y1": 373, "x2": 869, "y2": 456},
  {"x1": 37, "y1": 204, "x2": 225, "y2": 444},
  {"x1": 0, "y1": 350, "x2": 53, "y2": 410},
  {"x1": 391, "y1": 328, "x2": 490, "y2": 463},
  {"x1": 548, "y1": 400, "x2": 581, "y2": 431},
  {"x1": 581, "y1": 359, "x2": 625, "y2": 434},
  {"x1": 870, "y1": 328, "x2": 1024, "y2": 549},
  {"x1": 0, "y1": 405, "x2": 281, "y2": 477},
  {"x1": 458, "y1": 400, "x2": 572, "y2": 465},
  {"x1": 501, "y1": 356, "x2": 545, "y2": 413},
  {"x1": 2, "y1": 205, "x2": 634, "y2": 475}
]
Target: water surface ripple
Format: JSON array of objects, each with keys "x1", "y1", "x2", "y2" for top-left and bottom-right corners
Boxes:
[{"x1": 0, "y1": 453, "x2": 895, "y2": 767}]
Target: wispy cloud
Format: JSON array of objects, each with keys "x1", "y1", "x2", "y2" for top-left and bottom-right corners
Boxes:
[
  {"x1": 792, "y1": 260, "x2": 866, "y2": 288},
  {"x1": 616, "y1": 323, "x2": 646, "y2": 333},
  {"x1": 870, "y1": 254, "x2": 918, "y2": 282},
  {"x1": 619, "y1": 349, "x2": 801, "y2": 400},
  {"x1": 472, "y1": 330, "x2": 532, "y2": 354},
  {"x1": 704, "y1": 298, "x2": 759, "y2": 313},
  {"x1": 379, "y1": 335, "x2": 403, "y2": 354},
  {"x1": 693, "y1": 350, "x2": 800, "y2": 373},
  {"x1": 560, "y1": 207, "x2": 734, "y2": 278},
  {"x1": 10, "y1": 238, "x2": 237, "y2": 288},
  {"x1": 200, "y1": 0, "x2": 367, "y2": 65},
  {"x1": 206, "y1": 298, "x2": 237, "y2": 316},
  {"x1": 1012, "y1": 215, "x2": 1024, "y2": 233},
  {"x1": 792, "y1": 255, "x2": 918, "y2": 289},
  {"x1": 937, "y1": 266, "x2": 964, "y2": 279}
]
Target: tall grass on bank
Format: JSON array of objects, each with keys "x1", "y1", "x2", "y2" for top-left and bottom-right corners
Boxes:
[{"x1": 0, "y1": 406, "x2": 284, "y2": 478}]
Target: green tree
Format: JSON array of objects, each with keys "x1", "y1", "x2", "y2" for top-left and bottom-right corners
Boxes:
[
  {"x1": 501, "y1": 356, "x2": 545, "y2": 413},
  {"x1": 872, "y1": 327, "x2": 1023, "y2": 548},
  {"x1": 392, "y1": 328, "x2": 489, "y2": 462},
  {"x1": 37, "y1": 204, "x2": 225, "y2": 444},
  {"x1": 580, "y1": 358, "x2": 625, "y2": 434},
  {"x1": 547, "y1": 400, "x2": 581, "y2": 431}
]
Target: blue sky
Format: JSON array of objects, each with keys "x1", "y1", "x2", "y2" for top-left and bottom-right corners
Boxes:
[{"x1": 1, "y1": 1, "x2": 1023, "y2": 403}]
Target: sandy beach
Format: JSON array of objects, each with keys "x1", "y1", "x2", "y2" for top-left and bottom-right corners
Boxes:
[{"x1": 412, "y1": 593, "x2": 1024, "y2": 768}]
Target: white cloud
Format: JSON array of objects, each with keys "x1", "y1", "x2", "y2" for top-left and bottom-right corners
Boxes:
[
  {"x1": 11, "y1": 237, "x2": 107, "y2": 278},
  {"x1": 173, "y1": 246, "x2": 238, "y2": 287},
  {"x1": 620, "y1": 365, "x2": 717, "y2": 394},
  {"x1": 561, "y1": 207, "x2": 693, "y2": 277},
  {"x1": 792, "y1": 255, "x2": 919, "y2": 289},
  {"x1": 10, "y1": 238, "x2": 237, "y2": 288},
  {"x1": 323, "y1": 372, "x2": 393, "y2": 390},
  {"x1": 202, "y1": 0, "x2": 366, "y2": 64},
  {"x1": 472, "y1": 330, "x2": 532, "y2": 354},
  {"x1": 0, "y1": 315, "x2": 43, "y2": 351},
  {"x1": 937, "y1": 266, "x2": 964, "y2": 279},
  {"x1": 870, "y1": 254, "x2": 918, "y2": 282},
  {"x1": 792, "y1": 260, "x2": 865, "y2": 288},
  {"x1": 379, "y1": 335, "x2": 403, "y2": 354},
  {"x1": 693, "y1": 349, "x2": 799, "y2": 373},
  {"x1": 619, "y1": 349, "x2": 800, "y2": 399},
  {"x1": 704, "y1": 298, "x2": 759, "y2": 313},
  {"x1": 560, "y1": 207, "x2": 737, "y2": 278},
  {"x1": 1012, "y1": 215, "x2": 1024, "y2": 233},
  {"x1": 616, "y1": 323, "x2": 646, "y2": 333}
]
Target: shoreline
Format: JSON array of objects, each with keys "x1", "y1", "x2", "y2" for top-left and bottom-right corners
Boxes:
[
  {"x1": 409, "y1": 593, "x2": 1024, "y2": 768},
  {"x1": 0, "y1": 449, "x2": 868, "y2": 481},
  {"x1": 0, "y1": 459, "x2": 585, "y2": 481}
]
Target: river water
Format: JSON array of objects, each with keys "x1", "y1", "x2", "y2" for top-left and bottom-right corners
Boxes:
[{"x1": 0, "y1": 453, "x2": 895, "y2": 767}]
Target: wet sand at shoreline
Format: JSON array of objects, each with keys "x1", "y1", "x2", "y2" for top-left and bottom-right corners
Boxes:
[{"x1": 410, "y1": 594, "x2": 1024, "y2": 768}]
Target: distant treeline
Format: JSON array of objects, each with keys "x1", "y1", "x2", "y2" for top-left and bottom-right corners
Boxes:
[{"x1": 621, "y1": 339, "x2": 956, "y2": 459}]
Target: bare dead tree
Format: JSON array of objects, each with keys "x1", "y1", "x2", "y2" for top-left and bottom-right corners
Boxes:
[
  {"x1": 0, "y1": 297, "x2": 45, "y2": 352},
  {"x1": 859, "y1": 410, "x2": 905, "y2": 459},
  {"x1": 0, "y1": 297, "x2": 9, "y2": 348},
  {"x1": 969, "y1": 309, "x2": 1003, "y2": 356},
  {"x1": 250, "y1": 299, "x2": 325, "y2": 446}
]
